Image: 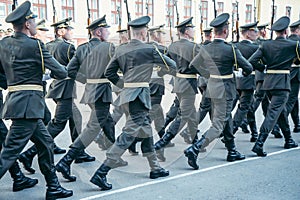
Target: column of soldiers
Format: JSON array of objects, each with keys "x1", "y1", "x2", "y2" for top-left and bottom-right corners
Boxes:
[{"x1": 0, "y1": 1, "x2": 300, "y2": 199}]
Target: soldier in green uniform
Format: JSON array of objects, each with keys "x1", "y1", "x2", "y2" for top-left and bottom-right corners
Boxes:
[
  {"x1": 18, "y1": 17, "x2": 95, "y2": 174},
  {"x1": 232, "y1": 22, "x2": 260, "y2": 142},
  {"x1": 287, "y1": 20, "x2": 300, "y2": 132},
  {"x1": 89, "y1": 16, "x2": 176, "y2": 190},
  {"x1": 0, "y1": 2, "x2": 72, "y2": 199},
  {"x1": 250, "y1": 16, "x2": 299, "y2": 157},
  {"x1": 184, "y1": 13, "x2": 253, "y2": 170},
  {"x1": 55, "y1": 15, "x2": 127, "y2": 182},
  {"x1": 154, "y1": 17, "x2": 200, "y2": 150}
]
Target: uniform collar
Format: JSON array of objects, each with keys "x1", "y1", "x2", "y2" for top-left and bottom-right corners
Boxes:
[
  {"x1": 241, "y1": 39, "x2": 253, "y2": 43},
  {"x1": 275, "y1": 36, "x2": 286, "y2": 40}
]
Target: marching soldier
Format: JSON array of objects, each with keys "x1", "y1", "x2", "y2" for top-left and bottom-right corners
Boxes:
[
  {"x1": 249, "y1": 16, "x2": 299, "y2": 157},
  {"x1": 232, "y1": 21, "x2": 260, "y2": 142},
  {"x1": 55, "y1": 15, "x2": 127, "y2": 182},
  {"x1": 95, "y1": 28, "x2": 130, "y2": 151},
  {"x1": 0, "y1": 2, "x2": 72, "y2": 199},
  {"x1": 154, "y1": 17, "x2": 201, "y2": 150},
  {"x1": 89, "y1": 16, "x2": 176, "y2": 190},
  {"x1": 184, "y1": 13, "x2": 253, "y2": 170},
  {"x1": 287, "y1": 20, "x2": 300, "y2": 133},
  {"x1": 179, "y1": 27, "x2": 214, "y2": 144},
  {"x1": 251, "y1": 23, "x2": 282, "y2": 138},
  {"x1": 18, "y1": 17, "x2": 94, "y2": 174},
  {"x1": 0, "y1": 61, "x2": 38, "y2": 192}
]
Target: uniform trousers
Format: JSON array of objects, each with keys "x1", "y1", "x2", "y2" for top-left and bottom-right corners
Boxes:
[
  {"x1": 0, "y1": 119, "x2": 54, "y2": 179},
  {"x1": 260, "y1": 90, "x2": 290, "y2": 135},
  {"x1": 105, "y1": 98, "x2": 154, "y2": 164},
  {"x1": 203, "y1": 97, "x2": 234, "y2": 143},
  {"x1": 47, "y1": 98, "x2": 82, "y2": 142},
  {"x1": 285, "y1": 77, "x2": 300, "y2": 115},
  {"x1": 71, "y1": 99, "x2": 114, "y2": 150},
  {"x1": 149, "y1": 94, "x2": 164, "y2": 133},
  {"x1": 167, "y1": 92, "x2": 197, "y2": 139},
  {"x1": 233, "y1": 89, "x2": 254, "y2": 127}
]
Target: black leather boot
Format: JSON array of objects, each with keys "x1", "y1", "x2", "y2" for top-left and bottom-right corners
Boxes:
[
  {"x1": 252, "y1": 133, "x2": 268, "y2": 157},
  {"x1": 225, "y1": 140, "x2": 246, "y2": 162},
  {"x1": 281, "y1": 130, "x2": 298, "y2": 149},
  {"x1": 271, "y1": 124, "x2": 282, "y2": 138},
  {"x1": 90, "y1": 164, "x2": 112, "y2": 190},
  {"x1": 241, "y1": 123, "x2": 250, "y2": 133},
  {"x1": 284, "y1": 138, "x2": 298, "y2": 149},
  {"x1": 56, "y1": 148, "x2": 80, "y2": 182},
  {"x1": 9, "y1": 162, "x2": 38, "y2": 192},
  {"x1": 146, "y1": 153, "x2": 169, "y2": 179},
  {"x1": 53, "y1": 143, "x2": 66, "y2": 154},
  {"x1": 18, "y1": 145, "x2": 38, "y2": 174},
  {"x1": 74, "y1": 150, "x2": 96, "y2": 163},
  {"x1": 184, "y1": 136, "x2": 207, "y2": 170},
  {"x1": 293, "y1": 124, "x2": 300, "y2": 133},
  {"x1": 249, "y1": 121, "x2": 258, "y2": 142},
  {"x1": 154, "y1": 132, "x2": 174, "y2": 150},
  {"x1": 45, "y1": 170, "x2": 73, "y2": 200}
]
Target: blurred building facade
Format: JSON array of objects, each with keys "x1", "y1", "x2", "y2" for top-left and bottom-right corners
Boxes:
[{"x1": 0, "y1": 0, "x2": 299, "y2": 45}]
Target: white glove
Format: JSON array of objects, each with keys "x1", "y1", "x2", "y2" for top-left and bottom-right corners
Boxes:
[{"x1": 234, "y1": 68, "x2": 244, "y2": 78}]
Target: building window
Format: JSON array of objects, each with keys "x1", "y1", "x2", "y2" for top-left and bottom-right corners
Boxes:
[
  {"x1": 166, "y1": 0, "x2": 174, "y2": 28},
  {"x1": 0, "y1": 0, "x2": 12, "y2": 17},
  {"x1": 111, "y1": 0, "x2": 121, "y2": 24},
  {"x1": 217, "y1": 2, "x2": 224, "y2": 16},
  {"x1": 184, "y1": 0, "x2": 192, "y2": 19},
  {"x1": 286, "y1": 6, "x2": 291, "y2": 17},
  {"x1": 32, "y1": 0, "x2": 47, "y2": 20},
  {"x1": 62, "y1": 0, "x2": 75, "y2": 20},
  {"x1": 145, "y1": 0, "x2": 154, "y2": 25},
  {"x1": 88, "y1": 0, "x2": 99, "y2": 21},
  {"x1": 135, "y1": 0, "x2": 143, "y2": 18},
  {"x1": 201, "y1": 1, "x2": 208, "y2": 27},
  {"x1": 245, "y1": 4, "x2": 252, "y2": 23}
]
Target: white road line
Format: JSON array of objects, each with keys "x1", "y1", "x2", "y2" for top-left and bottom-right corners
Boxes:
[{"x1": 80, "y1": 147, "x2": 300, "y2": 200}]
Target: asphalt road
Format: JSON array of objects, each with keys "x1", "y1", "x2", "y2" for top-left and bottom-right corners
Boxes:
[{"x1": 1, "y1": 77, "x2": 300, "y2": 200}]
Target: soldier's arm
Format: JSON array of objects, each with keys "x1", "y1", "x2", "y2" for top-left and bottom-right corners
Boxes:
[
  {"x1": 153, "y1": 48, "x2": 176, "y2": 76},
  {"x1": 67, "y1": 54, "x2": 86, "y2": 83},
  {"x1": 189, "y1": 49, "x2": 210, "y2": 78},
  {"x1": 235, "y1": 48, "x2": 253, "y2": 75},
  {"x1": 0, "y1": 63, "x2": 7, "y2": 90},
  {"x1": 41, "y1": 42, "x2": 67, "y2": 79},
  {"x1": 295, "y1": 41, "x2": 300, "y2": 65},
  {"x1": 248, "y1": 47, "x2": 265, "y2": 72},
  {"x1": 105, "y1": 55, "x2": 124, "y2": 89}
]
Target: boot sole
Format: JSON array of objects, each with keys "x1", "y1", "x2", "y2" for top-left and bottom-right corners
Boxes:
[
  {"x1": 150, "y1": 171, "x2": 169, "y2": 179},
  {"x1": 56, "y1": 165, "x2": 76, "y2": 182},
  {"x1": 90, "y1": 178, "x2": 112, "y2": 190},
  {"x1": 184, "y1": 151, "x2": 199, "y2": 170},
  {"x1": 13, "y1": 179, "x2": 38, "y2": 192},
  {"x1": 74, "y1": 158, "x2": 96, "y2": 163},
  {"x1": 252, "y1": 149, "x2": 267, "y2": 157},
  {"x1": 19, "y1": 157, "x2": 35, "y2": 174},
  {"x1": 46, "y1": 191, "x2": 73, "y2": 200}
]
